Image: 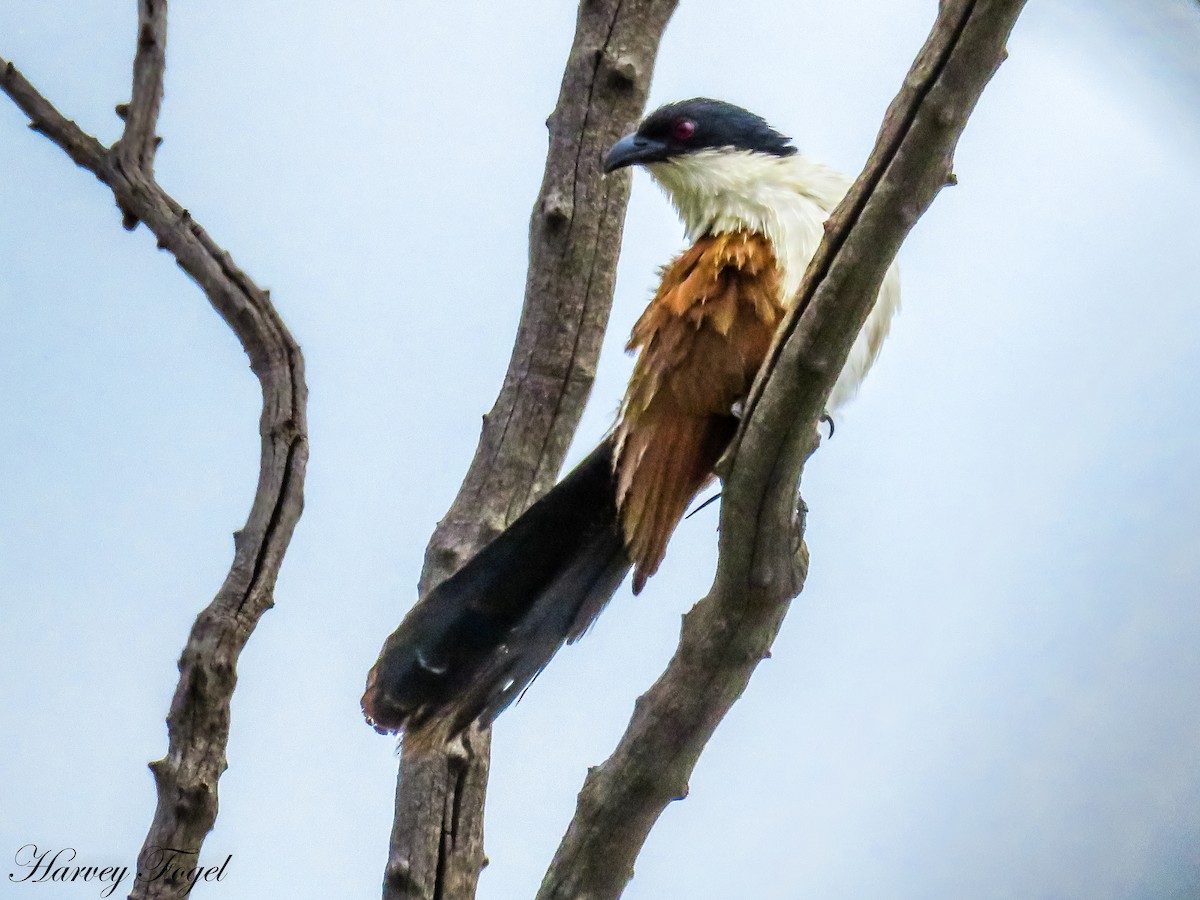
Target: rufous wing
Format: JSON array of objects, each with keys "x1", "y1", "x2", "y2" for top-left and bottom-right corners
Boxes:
[{"x1": 615, "y1": 230, "x2": 786, "y2": 592}]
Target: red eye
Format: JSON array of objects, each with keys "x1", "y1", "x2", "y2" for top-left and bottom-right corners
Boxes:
[{"x1": 672, "y1": 119, "x2": 697, "y2": 141}]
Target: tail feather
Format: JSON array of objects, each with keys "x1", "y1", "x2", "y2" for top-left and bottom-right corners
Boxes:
[
  {"x1": 616, "y1": 411, "x2": 737, "y2": 593},
  {"x1": 362, "y1": 439, "x2": 630, "y2": 743}
]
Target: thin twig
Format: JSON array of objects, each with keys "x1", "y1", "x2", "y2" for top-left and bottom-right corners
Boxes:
[
  {"x1": 537, "y1": 2, "x2": 1028, "y2": 897},
  {"x1": 2, "y1": 8, "x2": 308, "y2": 895},
  {"x1": 117, "y1": 0, "x2": 168, "y2": 173},
  {"x1": 382, "y1": 2, "x2": 680, "y2": 897},
  {"x1": 0, "y1": 61, "x2": 107, "y2": 170}
]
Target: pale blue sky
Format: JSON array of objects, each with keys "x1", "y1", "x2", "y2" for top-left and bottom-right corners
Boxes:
[{"x1": 2, "y1": 1, "x2": 1199, "y2": 898}]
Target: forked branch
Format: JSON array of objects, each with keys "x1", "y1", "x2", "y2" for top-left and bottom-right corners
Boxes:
[{"x1": 1, "y1": 3, "x2": 308, "y2": 896}]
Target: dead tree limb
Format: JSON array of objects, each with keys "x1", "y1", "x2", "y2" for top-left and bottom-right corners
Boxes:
[
  {"x1": 382, "y1": 2, "x2": 679, "y2": 898},
  {"x1": 1, "y1": 1, "x2": 308, "y2": 895},
  {"x1": 537, "y1": 2, "x2": 1028, "y2": 897}
]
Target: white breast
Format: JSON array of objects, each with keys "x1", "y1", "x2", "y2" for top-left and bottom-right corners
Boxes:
[{"x1": 646, "y1": 149, "x2": 901, "y2": 413}]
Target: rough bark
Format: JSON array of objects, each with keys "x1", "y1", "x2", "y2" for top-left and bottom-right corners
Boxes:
[
  {"x1": 537, "y1": 2, "x2": 1028, "y2": 898},
  {"x1": 1, "y1": 1, "x2": 308, "y2": 895},
  {"x1": 383, "y1": 2, "x2": 679, "y2": 898}
]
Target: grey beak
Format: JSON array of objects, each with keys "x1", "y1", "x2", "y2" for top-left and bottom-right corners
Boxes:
[{"x1": 603, "y1": 133, "x2": 670, "y2": 173}]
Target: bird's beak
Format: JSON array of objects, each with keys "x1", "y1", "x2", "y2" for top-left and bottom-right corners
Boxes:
[{"x1": 604, "y1": 133, "x2": 670, "y2": 173}]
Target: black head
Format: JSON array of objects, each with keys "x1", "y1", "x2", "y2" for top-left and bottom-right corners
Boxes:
[{"x1": 604, "y1": 98, "x2": 796, "y2": 173}]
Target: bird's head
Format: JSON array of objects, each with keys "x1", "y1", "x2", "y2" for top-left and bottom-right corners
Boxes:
[
  {"x1": 603, "y1": 98, "x2": 796, "y2": 174},
  {"x1": 604, "y1": 99, "x2": 799, "y2": 237}
]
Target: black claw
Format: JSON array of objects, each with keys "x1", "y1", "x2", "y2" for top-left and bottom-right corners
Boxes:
[
  {"x1": 686, "y1": 492, "x2": 722, "y2": 519},
  {"x1": 820, "y1": 413, "x2": 836, "y2": 439}
]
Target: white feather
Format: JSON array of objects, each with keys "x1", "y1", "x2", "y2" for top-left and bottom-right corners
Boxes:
[{"x1": 645, "y1": 149, "x2": 901, "y2": 413}]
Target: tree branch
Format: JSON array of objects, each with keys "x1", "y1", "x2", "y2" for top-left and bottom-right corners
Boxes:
[
  {"x1": 2, "y1": 6, "x2": 308, "y2": 896},
  {"x1": 117, "y1": 0, "x2": 168, "y2": 172},
  {"x1": 537, "y1": 2, "x2": 1028, "y2": 897},
  {"x1": 382, "y1": 1, "x2": 679, "y2": 897},
  {"x1": 0, "y1": 61, "x2": 107, "y2": 171}
]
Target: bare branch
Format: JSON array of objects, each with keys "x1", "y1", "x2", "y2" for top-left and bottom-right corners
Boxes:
[
  {"x1": 383, "y1": 0, "x2": 679, "y2": 896},
  {"x1": 117, "y1": 0, "x2": 169, "y2": 172},
  {"x1": 2, "y1": 14, "x2": 307, "y2": 899},
  {"x1": 537, "y1": 2, "x2": 1028, "y2": 897},
  {"x1": 0, "y1": 60, "x2": 108, "y2": 172}
]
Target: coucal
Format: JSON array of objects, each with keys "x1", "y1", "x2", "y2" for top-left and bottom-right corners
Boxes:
[{"x1": 363, "y1": 98, "x2": 901, "y2": 745}]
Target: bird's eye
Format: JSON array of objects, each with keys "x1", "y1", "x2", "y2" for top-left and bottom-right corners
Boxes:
[{"x1": 672, "y1": 119, "x2": 697, "y2": 141}]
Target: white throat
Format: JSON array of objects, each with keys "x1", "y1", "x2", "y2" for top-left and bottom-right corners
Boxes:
[
  {"x1": 643, "y1": 148, "x2": 902, "y2": 412},
  {"x1": 645, "y1": 149, "x2": 852, "y2": 303}
]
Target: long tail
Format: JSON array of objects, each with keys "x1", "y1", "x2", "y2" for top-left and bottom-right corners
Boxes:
[{"x1": 362, "y1": 438, "x2": 630, "y2": 745}]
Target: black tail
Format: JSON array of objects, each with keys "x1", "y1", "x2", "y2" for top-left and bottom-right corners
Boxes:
[{"x1": 362, "y1": 438, "x2": 630, "y2": 743}]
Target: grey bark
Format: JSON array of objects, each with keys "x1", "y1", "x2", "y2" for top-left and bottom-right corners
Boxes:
[{"x1": 383, "y1": 2, "x2": 679, "y2": 898}]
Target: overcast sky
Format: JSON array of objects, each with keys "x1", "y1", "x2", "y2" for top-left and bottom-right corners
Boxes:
[{"x1": 2, "y1": 1, "x2": 1199, "y2": 898}]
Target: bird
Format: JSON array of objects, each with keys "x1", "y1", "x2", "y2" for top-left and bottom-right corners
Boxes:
[{"x1": 362, "y1": 98, "x2": 901, "y2": 747}]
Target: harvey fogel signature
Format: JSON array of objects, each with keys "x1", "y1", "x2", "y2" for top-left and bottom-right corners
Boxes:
[{"x1": 9, "y1": 844, "x2": 232, "y2": 896}]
